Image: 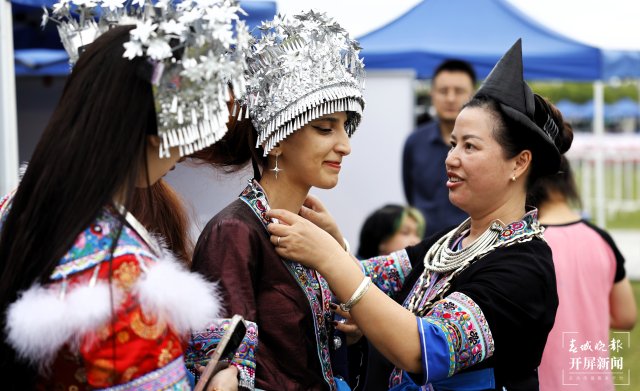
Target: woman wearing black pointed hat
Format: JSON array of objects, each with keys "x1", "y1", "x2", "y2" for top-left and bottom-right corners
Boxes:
[{"x1": 263, "y1": 39, "x2": 572, "y2": 390}]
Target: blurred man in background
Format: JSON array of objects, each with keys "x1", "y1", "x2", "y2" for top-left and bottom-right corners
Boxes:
[{"x1": 402, "y1": 59, "x2": 476, "y2": 237}]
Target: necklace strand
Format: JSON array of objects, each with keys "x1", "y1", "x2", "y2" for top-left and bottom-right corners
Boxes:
[{"x1": 407, "y1": 218, "x2": 542, "y2": 316}]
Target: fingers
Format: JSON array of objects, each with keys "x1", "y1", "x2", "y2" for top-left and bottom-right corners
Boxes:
[
  {"x1": 206, "y1": 365, "x2": 239, "y2": 391},
  {"x1": 270, "y1": 234, "x2": 282, "y2": 248},
  {"x1": 329, "y1": 303, "x2": 351, "y2": 319},
  {"x1": 299, "y1": 204, "x2": 318, "y2": 218},
  {"x1": 303, "y1": 194, "x2": 324, "y2": 211},
  {"x1": 335, "y1": 322, "x2": 361, "y2": 335},
  {"x1": 266, "y1": 208, "x2": 299, "y2": 224},
  {"x1": 267, "y1": 221, "x2": 290, "y2": 237},
  {"x1": 222, "y1": 365, "x2": 238, "y2": 377}
]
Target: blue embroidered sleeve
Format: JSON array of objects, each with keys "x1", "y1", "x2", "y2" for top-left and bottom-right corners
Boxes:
[
  {"x1": 415, "y1": 291, "x2": 495, "y2": 384},
  {"x1": 186, "y1": 319, "x2": 259, "y2": 390},
  {"x1": 359, "y1": 249, "x2": 412, "y2": 296}
]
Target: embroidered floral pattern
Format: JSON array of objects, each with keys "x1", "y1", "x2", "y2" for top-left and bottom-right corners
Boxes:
[
  {"x1": 0, "y1": 190, "x2": 16, "y2": 234},
  {"x1": 425, "y1": 291, "x2": 494, "y2": 377},
  {"x1": 3, "y1": 198, "x2": 212, "y2": 390},
  {"x1": 96, "y1": 356, "x2": 190, "y2": 391},
  {"x1": 402, "y1": 209, "x2": 543, "y2": 313},
  {"x1": 389, "y1": 292, "x2": 494, "y2": 388},
  {"x1": 360, "y1": 250, "x2": 412, "y2": 296},
  {"x1": 51, "y1": 208, "x2": 155, "y2": 280},
  {"x1": 389, "y1": 212, "x2": 541, "y2": 388},
  {"x1": 239, "y1": 179, "x2": 337, "y2": 390},
  {"x1": 187, "y1": 319, "x2": 259, "y2": 390},
  {"x1": 114, "y1": 260, "x2": 140, "y2": 291},
  {"x1": 498, "y1": 209, "x2": 538, "y2": 242}
]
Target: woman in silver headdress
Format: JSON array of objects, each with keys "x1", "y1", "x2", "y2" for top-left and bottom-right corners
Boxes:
[
  {"x1": 0, "y1": 0, "x2": 248, "y2": 389},
  {"x1": 190, "y1": 11, "x2": 366, "y2": 391},
  {"x1": 266, "y1": 40, "x2": 571, "y2": 390}
]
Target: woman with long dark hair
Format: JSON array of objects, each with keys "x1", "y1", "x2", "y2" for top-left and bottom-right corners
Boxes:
[{"x1": 0, "y1": 0, "x2": 249, "y2": 389}]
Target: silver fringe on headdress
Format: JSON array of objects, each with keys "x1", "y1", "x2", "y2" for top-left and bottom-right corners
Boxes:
[
  {"x1": 44, "y1": 0, "x2": 251, "y2": 157},
  {"x1": 240, "y1": 10, "x2": 366, "y2": 156}
]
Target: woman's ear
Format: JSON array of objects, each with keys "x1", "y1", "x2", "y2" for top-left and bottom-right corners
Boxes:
[
  {"x1": 513, "y1": 149, "x2": 532, "y2": 179},
  {"x1": 147, "y1": 135, "x2": 161, "y2": 148},
  {"x1": 269, "y1": 144, "x2": 282, "y2": 157}
]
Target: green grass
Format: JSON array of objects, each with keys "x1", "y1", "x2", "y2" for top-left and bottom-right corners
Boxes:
[
  {"x1": 614, "y1": 280, "x2": 640, "y2": 390},
  {"x1": 609, "y1": 210, "x2": 640, "y2": 229},
  {"x1": 572, "y1": 165, "x2": 640, "y2": 229}
]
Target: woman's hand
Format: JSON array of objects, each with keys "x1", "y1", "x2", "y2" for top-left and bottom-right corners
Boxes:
[
  {"x1": 195, "y1": 364, "x2": 239, "y2": 391},
  {"x1": 298, "y1": 194, "x2": 345, "y2": 249},
  {"x1": 267, "y1": 209, "x2": 346, "y2": 271},
  {"x1": 332, "y1": 304, "x2": 364, "y2": 346}
]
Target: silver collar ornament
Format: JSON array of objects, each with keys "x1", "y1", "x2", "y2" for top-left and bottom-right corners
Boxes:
[
  {"x1": 44, "y1": 0, "x2": 251, "y2": 157},
  {"x1": 240, "y1": 10, "x2": 366, "y2": 156}
]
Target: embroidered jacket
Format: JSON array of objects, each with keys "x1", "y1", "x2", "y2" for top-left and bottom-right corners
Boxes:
[
  {"x1": 1, "y1": 193, "x2": 221, "y2": 390},
  {"x1": 363, "y1": 210, "x2": 558, "y2": 391},
  {"x1": 192, "y1": 180, "x2": 338, "y2": 390}
]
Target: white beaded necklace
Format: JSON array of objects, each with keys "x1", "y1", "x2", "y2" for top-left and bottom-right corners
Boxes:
[
  {"x1": 407, "y1": 219, "x2": 505, "y2": 316},
  {"x1": 424, "y1": 219, "x2": 504, "y2": 273}
]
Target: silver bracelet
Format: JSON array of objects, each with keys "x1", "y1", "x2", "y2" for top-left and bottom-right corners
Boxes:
[
  {"x1": 343, "y1": 237, "x2": 351, "y2": 253},
  {"x1": 339, "y1": 276, "x2": 372, "y2": 312}
]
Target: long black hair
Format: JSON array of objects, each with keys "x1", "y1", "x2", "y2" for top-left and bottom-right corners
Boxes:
[
  {"x1": 0, "y1": 25, "x2": 155, "y2": 384},
  {"x1": 528, "y1": 155, "x2": 582, "y2": 209}
]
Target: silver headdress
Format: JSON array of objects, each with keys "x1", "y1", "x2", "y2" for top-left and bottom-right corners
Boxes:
[
  {"x1": 44, "y1": 0, "x2": 250, "y2": 157},
  {"x1": 241, "y1": 10, "x2": 366, "y2": 156}
]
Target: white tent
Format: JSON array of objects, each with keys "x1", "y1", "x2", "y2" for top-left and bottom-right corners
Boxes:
[{"x1": 1, "y1": 0, "x2": 19, "y2": 196}]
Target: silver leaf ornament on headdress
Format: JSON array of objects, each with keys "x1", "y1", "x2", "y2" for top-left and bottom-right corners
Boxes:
[
  {"x1": 45, "y1": 0, "x2": 250, "y2": 157},
  {"x1": 242, "y1": 10, "x2": 366, "y2": 156}
]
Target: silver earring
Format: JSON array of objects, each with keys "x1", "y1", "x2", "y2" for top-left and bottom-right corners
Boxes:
[
  {"x1": 271, "y1": 153, "x2": 282, "y2": 179},
  {"x1": 511, "y1": 175, "x2": 516, "y2": 182}
]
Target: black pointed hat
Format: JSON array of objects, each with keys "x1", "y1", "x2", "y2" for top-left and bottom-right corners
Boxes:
[{"x1": 474, "y1": 39, "x2": 561, "y2": 175}]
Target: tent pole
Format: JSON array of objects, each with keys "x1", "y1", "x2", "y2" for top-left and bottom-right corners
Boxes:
[
  {"x1": 0, "y1": 0, "x2": 19, "y2": 196},
  {"x1": 592, "y1": 80, "x2": 606, "y2": 228}
]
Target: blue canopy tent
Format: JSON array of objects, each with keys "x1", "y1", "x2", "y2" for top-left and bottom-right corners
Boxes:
[
  {"x1": 607, "y1": 97, "x2": 640, "y2": 119},
  {"x1": 356, "y1": 0, "x2": 640, "y2": 228},
  {"x1": 358, "y1": 0, "x2": 604, "y2": 80},
  {"x1": 555, "y1": 100, "x2": 587, "y2": 121},
  {"x1": 557, "y1": 98, "x2": 639, "y2": 121},
  {"x1": 603, "y1": 50, "x2": 640, "y2": 80}
]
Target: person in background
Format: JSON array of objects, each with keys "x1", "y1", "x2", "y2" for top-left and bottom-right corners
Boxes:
[
  {"x1": 357, "y1": 205, "x2": 425, "y2": 259},
  {"x1": 533, "y1": 155, "x2": 637, "y2": 391},
  {"x1": 403, "y1": 59, "x2": 476, "y2": 237}
]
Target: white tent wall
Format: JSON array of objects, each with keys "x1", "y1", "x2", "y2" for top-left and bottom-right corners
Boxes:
[
  {"x1": 164, "y1": 70, "x2": 417, "y2": 251},
  {"x1": 1, "y1": 0, "x2": 19, "y2": 196},
  {"x1": 593, "y1": 81, "x2": 606, "y2": 228}
]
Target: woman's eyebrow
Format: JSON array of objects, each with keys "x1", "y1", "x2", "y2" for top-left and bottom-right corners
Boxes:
[{"x1": 311, "y1": 116, "x2": 341, "y2": 124}]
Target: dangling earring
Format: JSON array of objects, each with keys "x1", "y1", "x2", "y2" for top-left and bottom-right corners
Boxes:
[
  {"x1": 511, "y1": 174, "x2": 516, "y2": 182},
  {"x1": 271, "y1": 153, "x2": 282, "y2": 179}
]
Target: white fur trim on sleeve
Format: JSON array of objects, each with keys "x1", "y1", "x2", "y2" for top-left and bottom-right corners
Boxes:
[
  {"x1": 136, "y1": 252, "x2": 222, "y2": 335},
  {"x1": 5, "y1": 281, "x2": 112, "y2": 369}
]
